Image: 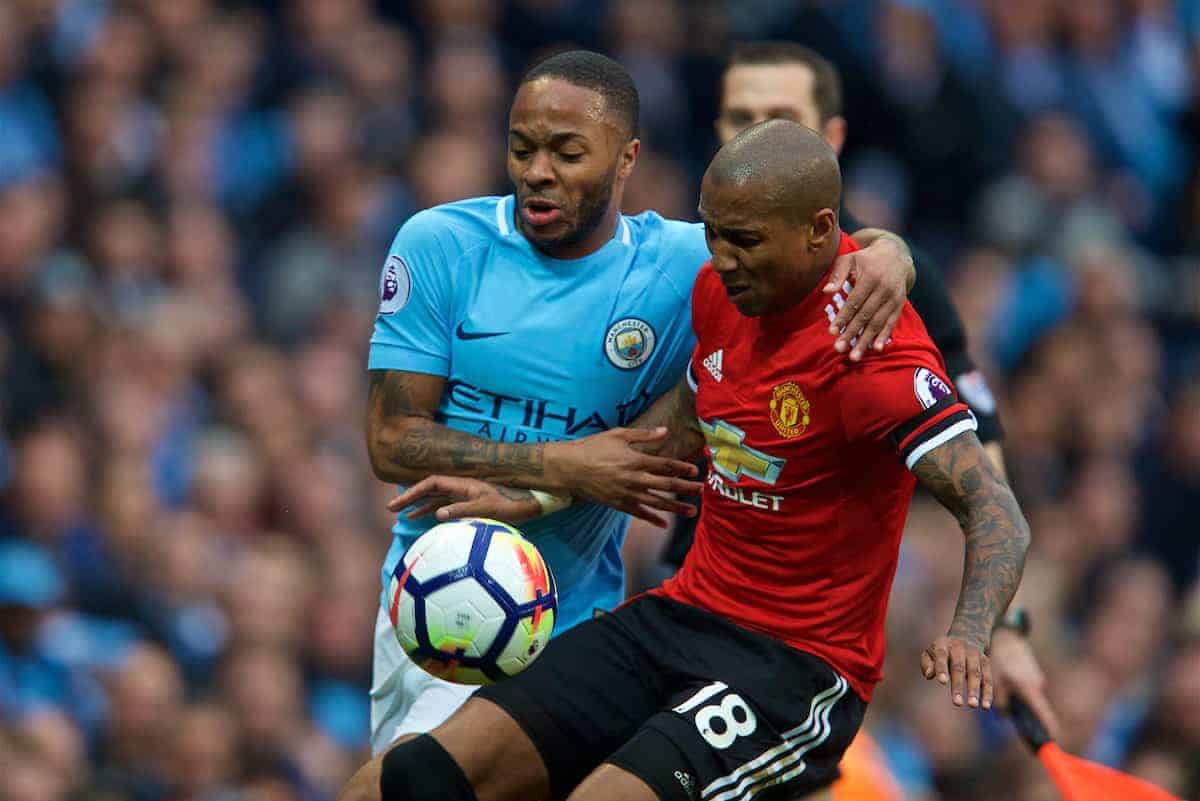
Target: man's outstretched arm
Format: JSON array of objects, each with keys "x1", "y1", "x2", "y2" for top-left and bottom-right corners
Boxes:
[
  {"x1": 911, "y1": 430, "x2": 1031, "y2": 710},
  {"x1": 369, "y1": 369, "x2": 702, "y2": 522},
  {"x1": 384, "y1": 372, "x2": 706, "y2": 526}
]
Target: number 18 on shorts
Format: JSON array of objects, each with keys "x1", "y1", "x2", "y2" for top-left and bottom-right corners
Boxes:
[
  {"x1": 477, "y1": 596, "x2": 867, "y2": 801},
  {"x1": 613, "y1": 674, "x2": 862, "y2": 801}
]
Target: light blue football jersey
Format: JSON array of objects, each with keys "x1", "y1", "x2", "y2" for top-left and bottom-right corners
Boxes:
[{"x1": 369, "y1": 195, "x2": 708, "y2": 634}]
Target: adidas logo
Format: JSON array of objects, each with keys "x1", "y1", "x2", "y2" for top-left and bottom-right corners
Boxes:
[{"x1": 703, "y1": 349, "x2": 724, "y2": 382}]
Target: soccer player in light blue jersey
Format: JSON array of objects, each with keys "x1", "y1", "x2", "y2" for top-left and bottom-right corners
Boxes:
[{"x1": 364, "y1": 50, "x2": 914, "y2": 752}]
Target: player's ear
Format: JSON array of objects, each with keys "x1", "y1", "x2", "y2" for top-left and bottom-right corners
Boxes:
[
  {"x1": 809, "y1": 208, "x2": 837, "y2": 250},
  {"x1": 618, "y1": 138, "x2": 640, "y2": 181}
]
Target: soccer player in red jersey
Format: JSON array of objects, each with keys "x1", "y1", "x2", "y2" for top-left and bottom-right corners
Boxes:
[{"x1": 338, "y1": 121, "x2": 1030, "y2": 801}]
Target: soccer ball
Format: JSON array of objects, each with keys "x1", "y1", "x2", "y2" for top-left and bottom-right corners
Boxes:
[{"x1": 388, "y1": 518, "x2": 557, "y2": 685}]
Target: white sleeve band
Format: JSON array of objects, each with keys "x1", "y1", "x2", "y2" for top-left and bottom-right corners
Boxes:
[
  {"x1": 904, "y1": 417, "x2": 978, "y2": 470},
  {"x1": 530, "y1": 489, "x2": 573, "y2": 516}
]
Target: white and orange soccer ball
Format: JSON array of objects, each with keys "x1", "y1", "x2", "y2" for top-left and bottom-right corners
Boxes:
[{"x1": 388, "y1": 518, "x2": 557, "y2": 685}]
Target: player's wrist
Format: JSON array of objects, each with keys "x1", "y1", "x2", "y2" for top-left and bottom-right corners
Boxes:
[
  {"x1": 872, "y1": 230, "x2": 913, "y2": 264},
  {"x1": 529, "y1": 490, "x2": 572, "y2": 516},
  {"x1": 994, "y1": 606, "x2": 1031, "y2": 639},
  {"x1": 947, "y1": 621, "x2": 990, "y2": 653},
  {"x1": 540, "y1": 441, "x2": 575, "y2": 493},
  {"x1": 861, "y1": 231, "x2": 915, "y2": 293}
]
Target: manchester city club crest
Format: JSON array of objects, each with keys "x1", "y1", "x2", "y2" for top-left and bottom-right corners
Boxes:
[
  {"x1": 604, "y1": 318, "x2": 656, "y2": 370},
  {"x1": 379, "y1": 255, "x2": 411, "y2": 314},
  {"x1": 769, "y1": 381, "x2": 811, "y2": 438}
]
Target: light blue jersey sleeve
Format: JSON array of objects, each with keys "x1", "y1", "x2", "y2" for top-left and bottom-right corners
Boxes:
[{"x1": 368, "y1": 209, "x2": 457, "y2": 377}]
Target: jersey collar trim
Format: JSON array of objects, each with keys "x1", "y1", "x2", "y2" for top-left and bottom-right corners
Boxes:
[{"x1": 496, "y1": 195, "x2": 511, "y2": 236}]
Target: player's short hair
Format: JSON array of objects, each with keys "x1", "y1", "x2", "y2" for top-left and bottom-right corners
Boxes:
[
  {"x1": 725, "y1": 41, "x2": 843, "y2": 124},
  {"x1": 520, "y1": 50, "x2": 639, "y2": 139}
]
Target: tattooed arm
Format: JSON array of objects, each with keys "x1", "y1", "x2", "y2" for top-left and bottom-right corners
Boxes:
[
  {"x1": 911, "y1": 430, "x2": 1031, "y2": 710},
  {"x1": 366, "y1": 370, "x2": 548, "y2": 486},
  {"x1": 367, "y1": 369, "x2": 701, "y2": 519},
  {"x1": 629, "y1": 373, "x2": 705, "y2": 461}
]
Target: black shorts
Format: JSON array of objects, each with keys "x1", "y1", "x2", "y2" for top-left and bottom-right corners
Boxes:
[{"x1": 475, "y1": 594, "x2": 866, "y2": 801}]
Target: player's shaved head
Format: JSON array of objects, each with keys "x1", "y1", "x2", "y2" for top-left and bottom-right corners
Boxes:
[
  {"x1": 699, "y1": 119, "x2": 843, "y2": 316},
  {"x1": 706, "y1": 119, "x2": 841, "y2": 225}
]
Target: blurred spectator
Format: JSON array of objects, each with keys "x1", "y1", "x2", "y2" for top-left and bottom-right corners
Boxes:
[
  {"x1": 426, "y1": 38, "x2": 509, "y2": 135},
  {"x1": 219, "y1": 642, "x2": 326, "y2": 793},
  {"x1": 1059, "y1": 0, "x2": 1190, "y2": 225},
  {"x1": 1138, "y1": 379, "x2": 1200, "y2": 592},
  {"x1": 166, "y1": 702, "x2": 238, "y2": 801},
  {"x1": 5, "y1": 424, "x2": 91, "y2": 546},
  {"x1": 408, "y1": 129, "x2": 503, "y2": 209},
  {"x1": 90, "y1": 644, "x2": 184, "y2": 801},
  {"x1": 224, "y1": 535, "x2": 313, "y2": 651},
  {"x1": 0, "y1": 540, "x2": 73, "y2": 718},
  {"x1": 0, "y1": 0, "x2": 60, "y2": 187},
  {"x1": 604, "y1": 0, "x2": 690, "y2": 161},
  {"x1": 621, "y1": 150, "x2": 693, "y2": 221},
  {"x1": 983, "y1": 0, "x2": 1065, "y2": 115},
  {"x1": 336, "y1": 23, "x2": 416, "y2": 169},
  {"x1": 416, "y1": 0, "x2": 500, "y2": 41},
  {"x1": 61, "y1": 76, "x2": 161, "y2": 205}
]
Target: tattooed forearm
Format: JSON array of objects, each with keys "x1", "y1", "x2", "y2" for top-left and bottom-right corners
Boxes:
[
  {"x1": 387, "y1": 426, "x2": 545, "y2": 482},
  {"x1": 630, "y1": 375, "x2": 704, "y2": 460},
  {"x1": 366, "y1": 369, "x2": 546, "y2": 485},
  {"x1": 912, "y1": 431, "x2": 1031, "y2": 650}
]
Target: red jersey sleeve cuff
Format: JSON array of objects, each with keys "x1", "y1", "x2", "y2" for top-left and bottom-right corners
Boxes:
[{"x1": 889, "y1": 398, "x2": 978, "y2": 470}]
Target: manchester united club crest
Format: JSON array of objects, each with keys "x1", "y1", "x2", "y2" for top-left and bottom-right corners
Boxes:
[{"x1": 769, "y1": 381, "x2": 811, "y2": 438}]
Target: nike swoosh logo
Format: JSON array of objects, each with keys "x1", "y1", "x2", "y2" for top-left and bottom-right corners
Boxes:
[{"x1": 456, "y1": 323, "x2": 509, "y2": 340}]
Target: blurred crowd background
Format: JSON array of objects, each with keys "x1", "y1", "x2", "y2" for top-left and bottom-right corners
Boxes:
[{"x1": 1, "y1": 1, "x2": 1198, "y2": 800}]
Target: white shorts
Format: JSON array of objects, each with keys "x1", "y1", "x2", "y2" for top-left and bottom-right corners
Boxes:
[{"x1": 369, "y1": 604, "x2": 479, "y2": 755}]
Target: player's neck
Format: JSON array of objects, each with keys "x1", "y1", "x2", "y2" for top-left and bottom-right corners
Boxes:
[
  {"x1": 812, "y1": 230, "x2": 843, "y2": 280},
  {"x1": 769, "y1": 230, "x2": 844, "y2": 315}
]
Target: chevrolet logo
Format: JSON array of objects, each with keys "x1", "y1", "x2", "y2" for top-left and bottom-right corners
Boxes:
[{"x1": 700, "y1": 418, "x2": 785, "y2": 485}]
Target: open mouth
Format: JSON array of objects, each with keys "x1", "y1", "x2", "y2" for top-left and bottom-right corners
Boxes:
[
  {"x1": 522, "y1": 198, "x2": 563, "y2": 227},
  {"x1": 724, "y1": 284, "x2": 751, "y2": 300}
]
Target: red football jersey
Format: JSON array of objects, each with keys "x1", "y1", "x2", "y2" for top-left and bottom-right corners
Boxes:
[{"x1": 656, "y1": 233, "x2": 976, "y2": 701}]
